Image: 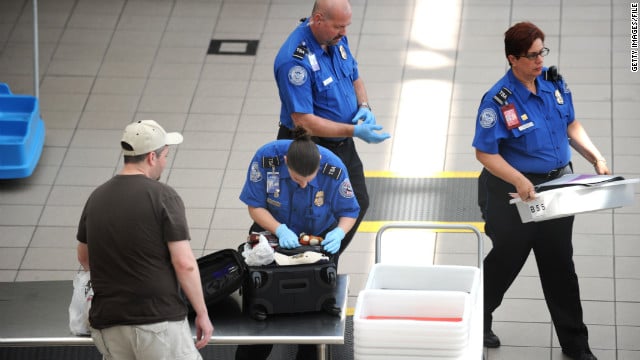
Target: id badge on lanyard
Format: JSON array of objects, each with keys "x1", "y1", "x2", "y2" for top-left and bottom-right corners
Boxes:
[
  {"x1": 266, "y1": 171, "x2": 280, "y2": 194},
  {"x1": 501, "y1": 103, "x2": 521, "y2": 130}
]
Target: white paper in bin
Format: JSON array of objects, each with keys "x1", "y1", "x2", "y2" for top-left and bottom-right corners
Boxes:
[
  {"x1": 510, "y1": 178, "x2": 639, "y2": 223},
  {"x1": 364, "y1": 264, "x2": 480, "y2": 297}
]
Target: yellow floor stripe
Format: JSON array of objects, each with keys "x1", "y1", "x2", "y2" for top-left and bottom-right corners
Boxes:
[
  {"x1": 358, "y1": 220, "x2": 485, "y2": 233},
  {"x1": 346, "y1": 307, "x2": 354, "y2": 316}
]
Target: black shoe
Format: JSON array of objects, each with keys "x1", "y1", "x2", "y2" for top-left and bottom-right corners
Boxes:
[
  {"x1": 562, "y1": 349, "x2": 597, "y2": 360},
  {"x1": 577, "y1": 354, "x2": 597, "y2": 360},
  {"x1": 483, "y1": 329, "x2": 501, "y2": 348}
]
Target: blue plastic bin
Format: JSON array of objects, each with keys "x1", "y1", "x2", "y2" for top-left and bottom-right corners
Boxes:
[{"x1": 0, "y1": 90, "x2": 46, "y2": 179}]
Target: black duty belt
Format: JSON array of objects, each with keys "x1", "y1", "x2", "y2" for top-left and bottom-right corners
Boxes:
[
  {"x1": 522, "y1": 163, "x2": 571, "y2": 181},
  {"x1": 279, "y1": 125, "x2": 347, "y2": 148},
  {"x1": 313, "y1": 137, "x2": 348, "y2": 148},
  {"x1": 279, "y1": 124, "x2": 293, "y2": 138}
]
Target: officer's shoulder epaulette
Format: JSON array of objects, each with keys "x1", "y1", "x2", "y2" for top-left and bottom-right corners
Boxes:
[
  {"x1": 492, "y1": 87, "x2": 512, "y2": 106},
  {"x1": 321, "y1": 163, "x2": 342, "y2": 180},
  {"x1": 293, "y1": 42, "x2": 307, "y2": 60},
  {"x1": 261, "y1": 156, "x2": 281, "y2": 168}
]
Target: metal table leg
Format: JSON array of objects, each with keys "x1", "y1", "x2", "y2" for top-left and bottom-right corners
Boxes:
[{"x1": 317, "y1": 343, "x2": 329, "y2": 360}]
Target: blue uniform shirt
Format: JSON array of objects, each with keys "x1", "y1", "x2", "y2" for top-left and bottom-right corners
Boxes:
[
  {"x1": 274, "y1": 18, "x2": 360, "y2": 131},
  {"x1": 472, "y1": 68, "x2": 575, "y2": 173},
  {"x1": 239, "y1": 140, "x2": 360, "y2": 236}
]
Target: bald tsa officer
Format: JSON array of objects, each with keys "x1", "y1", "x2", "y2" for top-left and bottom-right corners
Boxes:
[{"x1": 274, "y1": 0, "x2": 391, "y2": 263}]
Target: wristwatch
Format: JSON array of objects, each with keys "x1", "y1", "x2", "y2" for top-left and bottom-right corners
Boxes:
[{"x1": 359, "y1": 102, "x2": 371, "y2": 110}]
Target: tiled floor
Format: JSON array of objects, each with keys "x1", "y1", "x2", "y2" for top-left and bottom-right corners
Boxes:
[{"x1": 1, "y1": 0, "x2": 639, "y2": 359}]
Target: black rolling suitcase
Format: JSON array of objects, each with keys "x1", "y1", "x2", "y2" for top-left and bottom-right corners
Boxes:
[{"x1": 239, "y1": 243, "x2": 339, "y2": 320}]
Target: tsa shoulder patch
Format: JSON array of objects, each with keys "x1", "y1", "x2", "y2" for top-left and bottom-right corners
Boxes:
[
  {"x1": 322, "y1": 163, "x2": 342, "y2": 179},
  {"x1": 288, "y1": 65, "x2": 308, "y2": 86},
  {"x1": 261, "y1": 156, "x2": 280, "y2": 168},
  {"x1": 293, "y1": 43, "x2": 307, "y2": 60},
  {"x1": 250, "y1": 161, "x2": 262, "y2": 182},
  {"x1": 339, "y1": 179, "x2": 355, "y2": 198},
  {"x1": 479, "y1": 108, "x2": 497, "y2": 129}
]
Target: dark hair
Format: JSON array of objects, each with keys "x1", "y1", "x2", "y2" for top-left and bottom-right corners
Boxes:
[
  {"x1": 286, "y1": 127, "x2": 320, "y2": 176},
  {"x1": 122, "y1": 146, "x2": 164, "y2": 164},
  {"x1": 504, "y1": 22, "x2": 545, "y2": 65}
]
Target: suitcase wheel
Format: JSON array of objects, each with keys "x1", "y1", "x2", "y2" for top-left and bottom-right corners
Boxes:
[
  {"x1": 250, "y1": 305, "x2": 268, "y2": 321},
  {"x1": 322, "y1": 266, "x2": 337, "y2": 286},
  {"x1": 322, "y1": 298, "x2": 340, "y2": 317},
  {"x1": 328, "y1": 270, "x2": 336, "y2": 285}
]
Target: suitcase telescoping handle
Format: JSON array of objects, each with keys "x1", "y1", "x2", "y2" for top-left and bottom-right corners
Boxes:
[{"x1": 374, "y1": 223, "x2": 484, "y2": 271}]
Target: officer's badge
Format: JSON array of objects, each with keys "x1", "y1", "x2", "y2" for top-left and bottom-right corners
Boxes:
[
  {"x1": 339, "y1": 45, "x2": 347, "y2": 60},
  {"x1": 314, "y1": 191, "x2": 324, "y2": 206},
  {"x1": 554, "y1": 89, "x2": 564, "y2": 104}
]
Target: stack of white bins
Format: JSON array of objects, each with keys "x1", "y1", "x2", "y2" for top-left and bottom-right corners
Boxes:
[{"x1": 353, "y1": 264, "x2": 482, "y2": 359}]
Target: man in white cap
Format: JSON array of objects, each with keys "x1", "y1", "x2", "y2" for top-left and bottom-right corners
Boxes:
[{"x1": 76, "y1": 120, "x2": 213, "y2": 359}]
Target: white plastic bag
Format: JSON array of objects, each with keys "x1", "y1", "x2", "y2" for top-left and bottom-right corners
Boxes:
[
  {"x1": 242, "y1": 234, "x2": 275, "y2": 266},
  {"x1": 69, "y1": 271, "x2": 93, "y2": 336}
]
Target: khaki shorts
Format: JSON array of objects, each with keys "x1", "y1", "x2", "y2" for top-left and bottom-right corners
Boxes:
[{"x1": 91, "y1": 318, "x2": 202, "y2": 360}]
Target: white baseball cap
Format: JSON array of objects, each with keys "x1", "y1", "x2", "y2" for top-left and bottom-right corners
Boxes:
[{"x1": 120, "y1": 120, "x2": 183, "y2": 156}]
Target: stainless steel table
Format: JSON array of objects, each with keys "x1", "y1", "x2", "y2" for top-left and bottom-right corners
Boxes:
[{"x1": 0, "y1": 275, "x2": 349, "y2": 360}]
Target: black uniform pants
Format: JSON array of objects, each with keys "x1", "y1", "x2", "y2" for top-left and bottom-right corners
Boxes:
[
  {"x1": 235, "y1": 344, "x2": 317, "y2": 360},
  {"x1": 479, "y1": 167, "x2": 591, "y2": 354},
  {"x1": 278, "y1": 126, "x2": 369, "y2": 264}
]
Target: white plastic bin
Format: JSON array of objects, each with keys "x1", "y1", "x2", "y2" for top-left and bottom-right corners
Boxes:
[
  {"x1": 353, "y1": 289, "x2": 472, "y2": 356},
  {"x1": 357, "y1": 223, "x2": 485, "y2": 360},
  {"x1": 364, "y1": 263, "x2": 480, "y2": 300},
  {"x1": 353, "y1": 331, "x2": 469, "y2": 350},
  {"x1": 510, "y1": 178, "x2": 639, "y2": 223},
  {"x1": 355, "y1": 346, "x2": 466, "y2": 358}
]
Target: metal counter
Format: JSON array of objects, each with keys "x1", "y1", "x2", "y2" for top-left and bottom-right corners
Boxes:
[{"x1": 0, "y1": 275, "x2": 349, "y2": 359}]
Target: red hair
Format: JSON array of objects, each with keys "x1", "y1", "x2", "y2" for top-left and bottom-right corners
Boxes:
[{"x1": 504, "y1": 22, "x2": 545, "y2": 65}]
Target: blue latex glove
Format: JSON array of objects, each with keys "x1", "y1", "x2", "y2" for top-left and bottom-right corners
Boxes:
[
  {"x1": 275, "y1": 224, "x2": 300, "y2": 249},
  {"x1": 322, "y1": 227, "x2": 345, "y2": 254},
  {"x1": 351, "y1": 107, "x2": 376, "y2": 125},
  {"x1": 353, "y1": 123, "x2": 391, "y2": 144}
]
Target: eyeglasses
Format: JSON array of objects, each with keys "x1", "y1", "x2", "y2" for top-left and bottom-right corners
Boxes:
[{"x1": 515, "y1": 47, "x2": 550, "y2": 60}]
